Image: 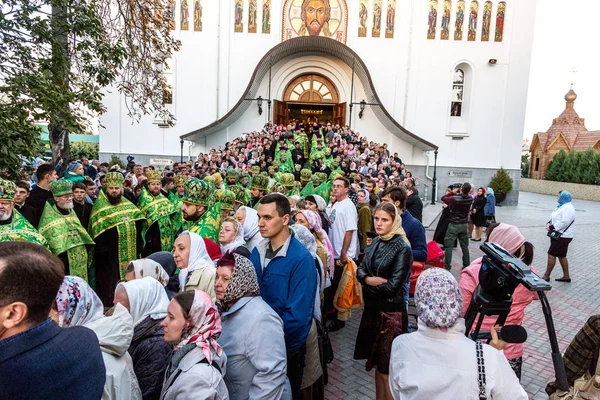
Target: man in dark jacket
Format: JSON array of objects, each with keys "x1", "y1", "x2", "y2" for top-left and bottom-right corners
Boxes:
[
  {"x1": 26, "y1": 163, "x2": 57, "y2": 227},
  {"x1": 442, "y1": 182, "x2": 473, "y2": 270},
  {"x1": 0, "y1": 242, "x2": 105, "y2": 400},
  {"x1": 250, "y1": 193, "x2": 317, "y2": 400},
  {"x1": 13, "y1": 181, "x2": 37, "y2": 226},
  {"x1": 405, "y1": 178, "x2": 423, "y2": 222}
]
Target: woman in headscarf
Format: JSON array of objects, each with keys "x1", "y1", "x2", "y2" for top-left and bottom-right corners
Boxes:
[
  {"x1": 160, "y1": 290, "x2": 228, "y2": 399},
  {"x1": 234, "y1": 206, "x2": 263, "y2": 252},
  {"x1": 291, "y1": 224, "x2": 326, "y2": 400},
  {"x1": 305, "y1": 194, "x2": 331, "y2": 233},
  {"x1": 53, "y1": 276, "x2": 142, "y2": 400},
  {"x1": 354, "y1": 202, "x2": 412, "y2": 400},
  {"x1": 357, "y1": 189, "x2": 373, "y2": 253},
  {"x1": 218, "y1": 217, "x2": 249, "y2": 258},
  {"x1": 114, "y1": 277, "x2": 173, "y2": 400},
  {"x1": 172, "y1": 231, "x2": 217, "y2": 299},
  {"x1": 459, "y1": 223, "x2": 538, "y2": 379},
  {"x1": 484, "y1": 187, "x2": 496, "y2": 226},
  {"x1": 215, "y1": 252, "x2": 289, "y2": 400},
  {"x1": 147, "y1": 251, "x2": 180, "y2": 298},
  {"x1": 125, "y1": 258, "x2": 170, "y2": 286},
  {"x1": 543, "y1": 190, "x2": 575, "y2": 282},
  {"x1": 389, "y1": 268, "x2": 528, "y2": 399},
  {"x1": 294, "y1": 209, "x2": 334, "y2": 283}
]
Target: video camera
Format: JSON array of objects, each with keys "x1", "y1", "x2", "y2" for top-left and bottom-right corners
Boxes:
[{"x1": 464, "y1": 242, "x2": 568, "y2": 391}]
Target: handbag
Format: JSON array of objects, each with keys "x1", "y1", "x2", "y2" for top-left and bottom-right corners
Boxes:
[
  {"x1": 547, "y1": 219, "x2": 575, "y2": 240},
  {"x1": 476, "y1": 340, "x2": 487, "y2": 400},
  {"x1": 549, "y1": 355, "x2": 600, "y2": 400}
]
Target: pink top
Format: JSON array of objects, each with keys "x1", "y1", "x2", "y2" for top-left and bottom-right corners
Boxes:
[{"x1": 459, "y1": 257, "x2": 537, "y2": 360}]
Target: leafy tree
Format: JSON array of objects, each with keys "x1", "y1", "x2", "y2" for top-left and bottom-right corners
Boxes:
[
  {"x1": 0, "y1": 104, "x2": 44, "y2": 179},
  {"x1": 1, "y1": 0, "x2": 180, "y2": 171},
  {"x1": 108, "y1": 154, "x2": 125, "y2": 169},
  {"x1": 563, "y1": 151, "x2": 582, "y2": 183},
  {"x1": 544, "y1": 149, "x2": 567, "y2": 182},
  {"x1": 489, "y1": 167, "x2": 514, "y2": 195},
  {"x1": 578, "y1": 147, "x2": 600, "y2": 185},
  {"x1": 521, "y1": 154, "x2": 530, "y2": 178},
  {"x1": 70, "y1": 141, "x2": 99, "y2": 160}
]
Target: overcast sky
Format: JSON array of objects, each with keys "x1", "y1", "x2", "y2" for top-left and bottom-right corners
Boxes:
[{"x1": 523, "y1": 0, "x2": 600, "y2": 139}]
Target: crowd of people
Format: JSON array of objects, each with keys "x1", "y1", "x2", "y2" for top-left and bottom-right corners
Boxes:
[{"x1": 0, "y1": 120, "x2": 584, "y2": 400}]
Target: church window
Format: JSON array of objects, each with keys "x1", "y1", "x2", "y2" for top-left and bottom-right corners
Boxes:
[
  {"x1": 534, "y1": 155, "x2": 540, "y2": 172},
  {"x1": 451, "y1": 68, "x2": 464, "y2": 117},
  {"x1": 284, "y1": 74, "x2": 339, "y2": 103}
]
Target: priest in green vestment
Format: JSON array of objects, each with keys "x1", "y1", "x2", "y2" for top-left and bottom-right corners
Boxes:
[
  {"x1": 180, "y1": 178, "x2": 222, "y2": 242},
  {"x1": 249, "y1": 174, "x2": 269, "y2": 209},
  {"x1": 139, "y1": 170, "x2": 178, "y2": 257},
  {"x1": 224, "y1": 169, "x2": 239, "y2": 188},
  {"x1": 0, "y1": 179, "x2": 48, "y2": 248},
  {"x1": 38, "y1": 180, "x2": 95, "y2": 280},
  {"x1": 89, "y1": 172, "x2": 145, "y2": 306}
]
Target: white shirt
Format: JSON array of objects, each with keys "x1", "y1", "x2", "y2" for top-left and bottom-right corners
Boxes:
[
  {"x1": 389, "y1": 319, "x2": 528, "y2": 400},
  {"x1": 330, "y1": 197, "x2": 358, "y2": 260},
  {"x1": 550, "y1": 203, "x2": 575, "y2": 238}
]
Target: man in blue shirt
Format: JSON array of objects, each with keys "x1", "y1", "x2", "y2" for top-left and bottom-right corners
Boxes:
[
  {"x1": 0, "y1": 242, "x2": 105, "y2": 400},
  {"x1": 250, "y1": 193, "x2": 317, "y2": 400}
]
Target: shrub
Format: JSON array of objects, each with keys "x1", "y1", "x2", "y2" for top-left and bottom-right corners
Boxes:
[
  {"x1": 545, "y1": 148, "x2": 599, "y2": 185},
  {"x1": 489, "y1": 167, "x2": 514, "y2": 194},
  {"x1": 521, "y1": 154, "x2": 530, "y2": 178},
  {"x1": 109, "y1": 154, "x2": 125, "y2": 169},
  {"x1": 70, "y1": 141, "x2": 99, "y2": 160}
]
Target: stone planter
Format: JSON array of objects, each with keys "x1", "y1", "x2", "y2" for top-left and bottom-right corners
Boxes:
[{"x1": 495, "y1": 192, "x2": 507, "y2": 204}]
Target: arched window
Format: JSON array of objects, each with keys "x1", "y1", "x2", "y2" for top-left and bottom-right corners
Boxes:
[
  {"x1": 448, "y1": 63, "x2": 471, "y2": 136},
  {"x1": 163, "y1": 57, "x2": 174, "y2": 111},
  {"x1": 283, "y1": 74, "x2": 339, "y2": 103}
]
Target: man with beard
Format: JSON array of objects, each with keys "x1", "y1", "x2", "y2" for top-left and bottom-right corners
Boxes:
[
  {"x1": 137, "y1": 170, "x2": 178, "y2": 257},
  {"x1": 173, "y1": 175, "x2": 188, "y2": 198},
  {"x1": 0, "y1": 180, "x2": 48, "y2": 247},
  {"x1": 225, "y1": 169, "x2": 239, "y2": 188},
  {"x1": 38, "y1": 180, "x2": 95, "y2": 280},
  {"x1": 249, "y1": 174, "x2": 269, "y2": 209},
  {"x1": 72, "y1": 182, "x2": 92, "y2": 228},
  {"x1": 238, "y1": 172, "x2": 250, "y2": 189},
  {"x1": 181, "y1": 178, "x2": 222, "y2": 242},
  {"x1": 89, "y1": 172, "x2": 144, "y2": 305},
  {"x1": 214, "y1": 188, "x2": 236, "y2": 220}
]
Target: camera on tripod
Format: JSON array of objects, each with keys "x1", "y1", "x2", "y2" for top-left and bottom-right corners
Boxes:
[{"x1": 464, "y1": 242, "x2": 568, "y2": 391}]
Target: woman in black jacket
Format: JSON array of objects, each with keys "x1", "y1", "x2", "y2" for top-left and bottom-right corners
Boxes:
[
  {"x1": 354, "y1": 202, "x2": 413, "y2": 400},
  {"x1": 471, "y1": 187, "x2": 488, "y2": 241}
]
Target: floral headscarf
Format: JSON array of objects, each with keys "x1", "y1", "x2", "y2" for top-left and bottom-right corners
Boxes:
[
  {"x1": 299, "y1": 209, "x2": 334, "y2": 274},
  {"x1": 216, "y1": 253, "x2": 260, "y2": 310},
  {"x1": 292, "y1": 224, "x2": 317, "y2": 258},
  {"x1": 129, "y1": 258, "x2": 170, "y2": 286},
  {"x1": 415, "y1": 268, "x2": 463, "y2": 330},
  {"x1": 55, "y1": 276, "x2": 104, "y2": 327},
  {"x1": 176, "y1": 290, "x2": 224, "y2": 364}
]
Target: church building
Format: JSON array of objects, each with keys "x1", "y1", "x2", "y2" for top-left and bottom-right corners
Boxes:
[{"x1": 99, "y1": 0, "x2": 537, "y2": 204}]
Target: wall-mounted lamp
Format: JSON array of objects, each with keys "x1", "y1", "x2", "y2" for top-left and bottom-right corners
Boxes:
[
  {"x1": 349, "y1": 99, "x2": 379, "y2": 128},
  {"x1": 488, "y1": 59, "x2": 497, "y2": 65},
  {"x1": 359, "y1": 100, "x2": 366, "y2": 119},
  {"x1": 245, "y1": 96, "x2": 265, "y2": 115}
]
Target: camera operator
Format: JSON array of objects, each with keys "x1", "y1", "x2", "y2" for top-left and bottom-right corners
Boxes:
[
  {"x1": 459, "y1": 223, "x2": 539, "y2": 380},
  {"x1": 389, "y1": 268, "x2": 527, "y2": 399}
]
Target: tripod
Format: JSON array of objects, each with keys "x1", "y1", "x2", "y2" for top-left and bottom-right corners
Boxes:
[{"x1": 464, "y1": 286, "x2": 569, "y2": 392}]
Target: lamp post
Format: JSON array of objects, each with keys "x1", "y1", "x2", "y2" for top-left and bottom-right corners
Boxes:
[
  {"x1": 180, "y1": 139, "x2": 184, "y2": 163},
  {"x1": 431, "y1": 149, "x2": 438, "y2": 205}
]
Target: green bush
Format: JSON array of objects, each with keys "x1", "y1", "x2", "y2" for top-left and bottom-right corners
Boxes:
[
  {"x1": 70, "y1": 141, "x2": 99, "y2": 160},
  {"x1": 521, "y1": 154, "x2": 530, "y2": 178},
  {"x1": 545, "y1": 148, "x2": 599, "y2": 185},
  {"x1": 108, "y1": 154, "x2": 125, "y2": 169},
  {"x1": 489, "y1": 167, "x2": 514, "y2": 194}
]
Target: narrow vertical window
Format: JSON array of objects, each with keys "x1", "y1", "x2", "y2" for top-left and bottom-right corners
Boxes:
[{"x1": 451, "y1": 68, "x2": 464, "y2": 117}]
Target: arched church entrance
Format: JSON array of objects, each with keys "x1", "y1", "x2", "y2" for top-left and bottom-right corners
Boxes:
[{"x1": 273, "y1": 73, "x2": 346, "y2": 127}]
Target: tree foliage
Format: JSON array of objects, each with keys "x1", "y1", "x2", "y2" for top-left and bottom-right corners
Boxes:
[
  {"x1": 545, "y1": 148, "x2": 600, "y2": 185},
  {"x1": 70, "y1": 141, "x2": 99, "y2": 160},
  {"x1": 489, "y1": 167, "x2": 514, "y2": 195},
  {"x1": 521, "y1": 153, "x2": 530, "y2": 178},
  {"x1": 0, "y1": 104, "x2": 44, "y2": 179},
  {"x1": 108, "y1": 154, "x2": 125, "y2": 169},
  {"x1": 0, "y1": 0, "x2": 180, "y2": 171}
]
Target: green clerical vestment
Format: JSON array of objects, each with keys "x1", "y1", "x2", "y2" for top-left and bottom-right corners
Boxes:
[
  {"x1": 182, "y1": 202, "x2": 222, "y2": 243},
  {"x1": 0, "y1": 210, "x2": 48, "y2": 248},
  {"x1": 38, "y1": 201, "x2": 94, "y2": 280},
  {"x1": 137, "y1": 187, "x2": 177, "y2": 251},
  {"x1": 89, "y1": 190, "x2": 145, "y2": 274}
]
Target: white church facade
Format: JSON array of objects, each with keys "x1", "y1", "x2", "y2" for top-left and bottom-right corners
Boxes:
[{"x1": 99, "y1": 0, "x2": 537, "y2": 204}]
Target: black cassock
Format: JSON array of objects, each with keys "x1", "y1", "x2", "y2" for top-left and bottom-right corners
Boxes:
[{"x1": 93, "y1": 220, "x2": 144, "y2": 307}]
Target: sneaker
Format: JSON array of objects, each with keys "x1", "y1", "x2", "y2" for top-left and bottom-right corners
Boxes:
[{"x1": 327, "y1": 320, "x2": 346, "y2": 332}]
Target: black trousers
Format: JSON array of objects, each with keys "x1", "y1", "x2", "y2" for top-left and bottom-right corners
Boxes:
[
  {"x1": 287, "y1": 343, "x2": 307, "y2": 400},
  {"x1": 323, "y1": 260, "x2": 344, "y2": 322}
]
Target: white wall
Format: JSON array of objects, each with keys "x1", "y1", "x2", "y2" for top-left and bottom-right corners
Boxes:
[{"x1": 101, "y1": 0, "x2": 536, "y2": 172}]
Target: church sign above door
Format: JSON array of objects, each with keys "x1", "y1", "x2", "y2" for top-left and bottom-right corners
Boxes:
[{"x1": 282, "y1": 0, "x2": 348, "y2": 44}]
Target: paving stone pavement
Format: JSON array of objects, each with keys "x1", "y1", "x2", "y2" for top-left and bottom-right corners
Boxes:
[{"x1": 326, "y1": 192, "x2": 600, "y2": 399}]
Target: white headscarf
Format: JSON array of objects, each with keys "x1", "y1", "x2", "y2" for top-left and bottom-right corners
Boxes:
[
  {"x1": 117, "y1": 277, "x2": 169, "y2": 326},
  {"x1": 129, "y1": 259, "x2": 170, "y2": 287},
  {"x1": 219, "y1": 219, "x2": 246, "y2": 255},
  {"x1": 239, "y1": 206, "x2": 259, "y2": 241},
  {"x1": 178, "y1": 231, "x2": 215, "y2": 292}
]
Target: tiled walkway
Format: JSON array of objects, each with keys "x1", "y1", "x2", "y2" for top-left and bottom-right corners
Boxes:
[{"x1": 326, "y1": 192, "x2": 600, "y2": 399}]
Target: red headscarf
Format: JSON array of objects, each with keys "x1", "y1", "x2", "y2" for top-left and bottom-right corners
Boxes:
[{"x1": 203, "y1": 238, "x2": 222, "y2": 261}]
